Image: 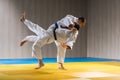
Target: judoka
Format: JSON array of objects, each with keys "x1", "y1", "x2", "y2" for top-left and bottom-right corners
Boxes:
[{"x1": 20, "y1": 12, "x2": 86, "y2": 70}]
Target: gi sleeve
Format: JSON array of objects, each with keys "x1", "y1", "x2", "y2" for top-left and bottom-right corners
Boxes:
[
  {"x1": 59, "y1": 15, "x2": 78, "y2": 27},
  {"x1": 66, "y1": 15, "x2": 78, "y2": 22},
  {"x1": 65, "y1": 31, "x2": 79, "y2": 49}
]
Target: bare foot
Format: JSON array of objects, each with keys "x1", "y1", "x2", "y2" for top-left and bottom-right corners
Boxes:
[
  {"x1": 58, "y1": 66, "x2": 67, "y2": 70},
  {"x1": 35, "y1": 64, "x2": 44, "y2": 69},
  {"x1": 20, "y1": 12, "x2": 26, "y2": 22},
  {"x1": 58, "y1": 63, "x2": 67, "y2": 70},
  {"x1": 20, "y1": 40, "x2": 27, "y2": 46}
]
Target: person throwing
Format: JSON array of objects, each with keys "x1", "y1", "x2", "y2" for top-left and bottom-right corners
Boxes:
[{"x1": 20, "y1": 12, "x2": 86, "y2": 70}]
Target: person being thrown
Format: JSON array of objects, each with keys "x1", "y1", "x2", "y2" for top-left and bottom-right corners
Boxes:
[{"x1": 20, "y1": 12, "x2": 86, "y2": 70}]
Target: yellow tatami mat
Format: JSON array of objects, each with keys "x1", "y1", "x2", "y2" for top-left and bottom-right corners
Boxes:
[{"x1": 0, "y1": 62, "x2": 120, "y2": 80}]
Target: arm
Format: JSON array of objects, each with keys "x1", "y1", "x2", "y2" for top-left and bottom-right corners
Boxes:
[
  {"x1": 59, "y1": 15, "x2": 77, "y2": 28},
  {"x1": 60, "y1": 24, "x2": 77, "y2": 32},
  {"x1": 61, "y1": 31, "x2": 79, "y2": 49},
  {"x1": 66, "y1": 15, "x2": 78, "y2": 23},
  {"x1": 61, "y1": 43, "x2": 71, "y2": 49},
  {"x1": 60, "y1": 15, "x2": 78, "y2": 31},
  {"x1": 69, "y1": 24, "x2": 78, "y2": 32}
]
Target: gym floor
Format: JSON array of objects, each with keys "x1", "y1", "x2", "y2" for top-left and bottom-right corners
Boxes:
[{"x1": 0, "y1": 58, "x2": 120, "y2": 80}]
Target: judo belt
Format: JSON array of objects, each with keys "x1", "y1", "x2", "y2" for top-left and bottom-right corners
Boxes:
[{"x1": 53, "y1": 22, "x2": 58, "y2": 40}]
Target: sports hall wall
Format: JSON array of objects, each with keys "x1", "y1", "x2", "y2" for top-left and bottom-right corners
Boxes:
[
  {"x1": 0, "y1": 0, "x2": 87, "y2": 59},
  {"x1": 87, "y1": 0, "x2": 120, "y2": 59}
]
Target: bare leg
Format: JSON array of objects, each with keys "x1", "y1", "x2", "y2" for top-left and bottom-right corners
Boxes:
[
  {"x1": 20, "y1": 35, "x2": 38, "y2": 46},
  {"x1": 20, "y1": 12, "x2": 25, "y2": 22},
  {"x1": 19, "y1": 12, "x2": 27, "y2": 46},
  {"x1": 35, "y1": 59, "x2": 44, "y2": 69},
  {"x1": 20, "y1": 40, "x2": 28, "y2": 46},
  {"x1": 58, "y1": 63, "x2": 66, "y2": 70}
]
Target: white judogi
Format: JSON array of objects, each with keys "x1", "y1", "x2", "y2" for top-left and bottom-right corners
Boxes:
[{"x1": 22, "y1": 15, "x2": 78, "y2": 63}]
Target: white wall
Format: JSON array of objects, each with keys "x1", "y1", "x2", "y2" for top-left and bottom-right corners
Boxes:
[
  {"x1": 0, "y1": 0, "x2": 87, "y2": 59},
  {"x1": 87, "y1": 0, "x2": 120, "y2": 59}
]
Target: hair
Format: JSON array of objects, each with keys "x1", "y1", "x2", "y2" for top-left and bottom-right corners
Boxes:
[{"x1": 78, "y1": 17, "x2": 86, "y2": 22}]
